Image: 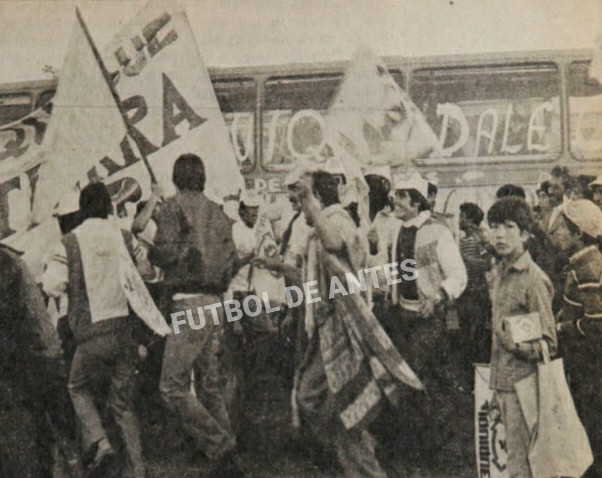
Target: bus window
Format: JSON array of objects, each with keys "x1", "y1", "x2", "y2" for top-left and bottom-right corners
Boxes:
[
  {"x1": 214, "y1": 79, "x2": 256, "y2": 173},
  {"x1": 262, "y1": 74, "x2": 342, "y2": 170},
  {"x1": 389, "y1": 70, "x2": 405, "y2": 90},
  {"x1": 568, "y1": 61, "x2": 602, "y2": 160},
  {"x1": 410, "y1": 63, "x2": 561, "y2": 161},
  {"x1": 36, "y1": 90, "x2": 56, "y2": 109},
  {"x1": 0, "y1": 93, "x2": 32, "y2": 126}
]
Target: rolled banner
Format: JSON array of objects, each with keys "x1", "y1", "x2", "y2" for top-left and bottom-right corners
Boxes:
[{"x1": 118, "y1": 239, "x2": 171, "y2": 336}]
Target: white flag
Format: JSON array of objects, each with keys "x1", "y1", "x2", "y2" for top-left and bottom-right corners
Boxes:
[
  {"x1": 32, "y1": 12, "x2": 130, "y2": 224},
  {"x1": 323, "y1": 46, "x2": 442, "y2": 224},
  {"x1": 329, "y1": 46, "x2": 441, "y2": 169},
  {"x1": 101, "y1": 1, "x2": 244, "y2": 203}
]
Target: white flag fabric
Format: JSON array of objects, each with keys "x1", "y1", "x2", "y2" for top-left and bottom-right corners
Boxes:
[
  {"x1": 328, "y1": 46, "x2": 441, "y2": 170},
  {"x1": 32, "y1": 14, "x2": 128, "y2": 224},
  {"x1": 100, "y1": 0, "x2": 244, "y2": 203},
  {"x1": 324, "y1": 46, "x2": 442, "y2": 225}
]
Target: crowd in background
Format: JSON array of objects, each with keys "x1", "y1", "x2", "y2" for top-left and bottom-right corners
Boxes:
[{"x1": 1, "y1": 154, "x2": 602, "y2": 478}]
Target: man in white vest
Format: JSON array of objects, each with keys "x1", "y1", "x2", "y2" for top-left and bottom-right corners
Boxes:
[
  {"x1": 374, "y1": 169, "x2": 467, "y2": 462},
  {"x1": 43, "y1": 183, "x2": 149, "y2": 478}
]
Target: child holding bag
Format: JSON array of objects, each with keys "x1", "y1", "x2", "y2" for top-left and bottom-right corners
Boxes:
[{"x1": 487, "y1": 197, "x2": 557, "y2": 478}]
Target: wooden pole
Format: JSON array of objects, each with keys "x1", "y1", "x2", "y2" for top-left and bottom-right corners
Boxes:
[{"x1": 75, "y1": 7, "x2": 158, "y2": 184}]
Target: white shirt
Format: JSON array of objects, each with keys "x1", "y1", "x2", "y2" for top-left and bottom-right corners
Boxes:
[{"x1": 231, "y1": 221, "x2": 257, "y2": 292}]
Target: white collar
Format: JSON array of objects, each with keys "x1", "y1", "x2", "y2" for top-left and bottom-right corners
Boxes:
[{"x1": 402, "y1": 210, "x2": 431, "y2": 229}]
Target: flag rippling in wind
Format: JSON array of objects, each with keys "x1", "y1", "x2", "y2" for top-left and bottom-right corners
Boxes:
[
  {"x1": 32, "y1": 13, "x2": 131, "y2": 224},
  {"x1": 325, "y1": 46, "x2": 442, "y2": 225}
]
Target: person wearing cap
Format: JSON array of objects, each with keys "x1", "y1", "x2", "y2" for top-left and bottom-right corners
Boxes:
[
  {"x1": 42, "y1": 182, "x2": 150, "y2": 477},
  {"x1": 383, "y1": 169, "x2": 467, "y2": 457},
  {"x1": 555, "y1": 199, "x2": 602, "y2": 476},
  {"x1": 590, "y1": 175, "x2": 602, "y2": 210}
]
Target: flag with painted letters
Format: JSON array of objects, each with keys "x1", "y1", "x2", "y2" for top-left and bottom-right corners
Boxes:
[{"x1": 32, "y1": 13, "x2": 130, "y2": 224}]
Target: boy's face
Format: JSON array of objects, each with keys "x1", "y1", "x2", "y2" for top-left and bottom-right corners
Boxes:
[{"x1": 490, "y1": 220, "x2": 528, "y2": 258}]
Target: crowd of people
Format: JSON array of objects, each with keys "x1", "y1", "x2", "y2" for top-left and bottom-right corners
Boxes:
[{"x1": 1, "y1": 154, "x2": 602, "y2": 478}]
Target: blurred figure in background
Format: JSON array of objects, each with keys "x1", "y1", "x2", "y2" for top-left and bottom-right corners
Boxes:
[
  {"x1": 457, "y1": 203, "x2": 492, "y2": 387},
  {"x1": 534, "y1": 180, "x2": 552, "y2": 225}
]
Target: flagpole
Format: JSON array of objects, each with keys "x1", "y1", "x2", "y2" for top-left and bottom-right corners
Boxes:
[{"x1": 75, "y1": 7, "x2": 158, "y2": 184}]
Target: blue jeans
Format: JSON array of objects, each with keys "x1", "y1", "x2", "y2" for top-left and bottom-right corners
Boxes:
[
  {"x1": 160, "y1": 294, "x2": 235, "y2": 460},
  {"x1": 68, "y1": 330, "x2": 144, "y2": 476}
]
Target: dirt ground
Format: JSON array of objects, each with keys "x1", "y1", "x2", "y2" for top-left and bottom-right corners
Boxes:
[
  {"x1": 135, "y1": 339, "x2": 477, "y2": 478},
  {"x1": 46, "y1": 329, "x2": 477, "y2": 478}
]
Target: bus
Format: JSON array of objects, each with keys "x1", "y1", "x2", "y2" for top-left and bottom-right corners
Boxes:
[{"x1": 2, "y1": 48, "x2": 601, "y2": 213}]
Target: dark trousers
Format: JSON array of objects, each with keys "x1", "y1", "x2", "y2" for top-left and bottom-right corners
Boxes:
[
  {"x1": 456, "y1": 287, "x2": 492, "y2": 386},
  {"x1": 565, "y1": 338, "x2": 602, "y2": 477},
  {"x1": 393, "y1": 308, "x2": 457, "y2": 457},
  {"x1": 68, "y1": 331, "x2": 144, "y2": 476}
]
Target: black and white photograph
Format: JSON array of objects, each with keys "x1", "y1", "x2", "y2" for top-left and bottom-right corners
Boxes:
[{"x1": 1, "y1": 0, "x2": 601, "y2": 476}]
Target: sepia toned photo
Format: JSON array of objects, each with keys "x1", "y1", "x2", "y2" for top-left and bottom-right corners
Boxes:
[{"x1": 1, "y1": 1, "x2": 601, "y2": 476}]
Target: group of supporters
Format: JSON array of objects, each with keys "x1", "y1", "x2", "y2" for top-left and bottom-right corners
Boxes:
[{"x1": 1, "y1": 153, "x2": 602, "y2": 478}]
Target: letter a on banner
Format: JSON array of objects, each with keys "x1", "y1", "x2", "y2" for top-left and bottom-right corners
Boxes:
[{"x1": 102, "y1": 1, "x2": 244, "y2": 204}]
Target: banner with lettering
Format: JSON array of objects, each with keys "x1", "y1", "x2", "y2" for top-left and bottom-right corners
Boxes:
[
  {"x1": 100, "y1": 0, "x2": 244, "y2": 203},
  {"x1": 475, "y1": 365, "x2": 507, "y2": 478},
  {"x1": 0, "y1": 105, "x2": 50, "y2": 240},
  {"x1": 32, "y1": 12, "x2": 131, "y2": 223}
]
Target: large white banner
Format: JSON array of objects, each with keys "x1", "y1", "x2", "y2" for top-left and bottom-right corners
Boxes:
[
  {"x1": 1, "y1": 1, "x2": 244, "y2": 272},
  {"x1": 32, "y1": 13, "x2": 130, "y2": 223},
  {"x1": 100, "y1": 0, "x2": 244, "y2": 203}
]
